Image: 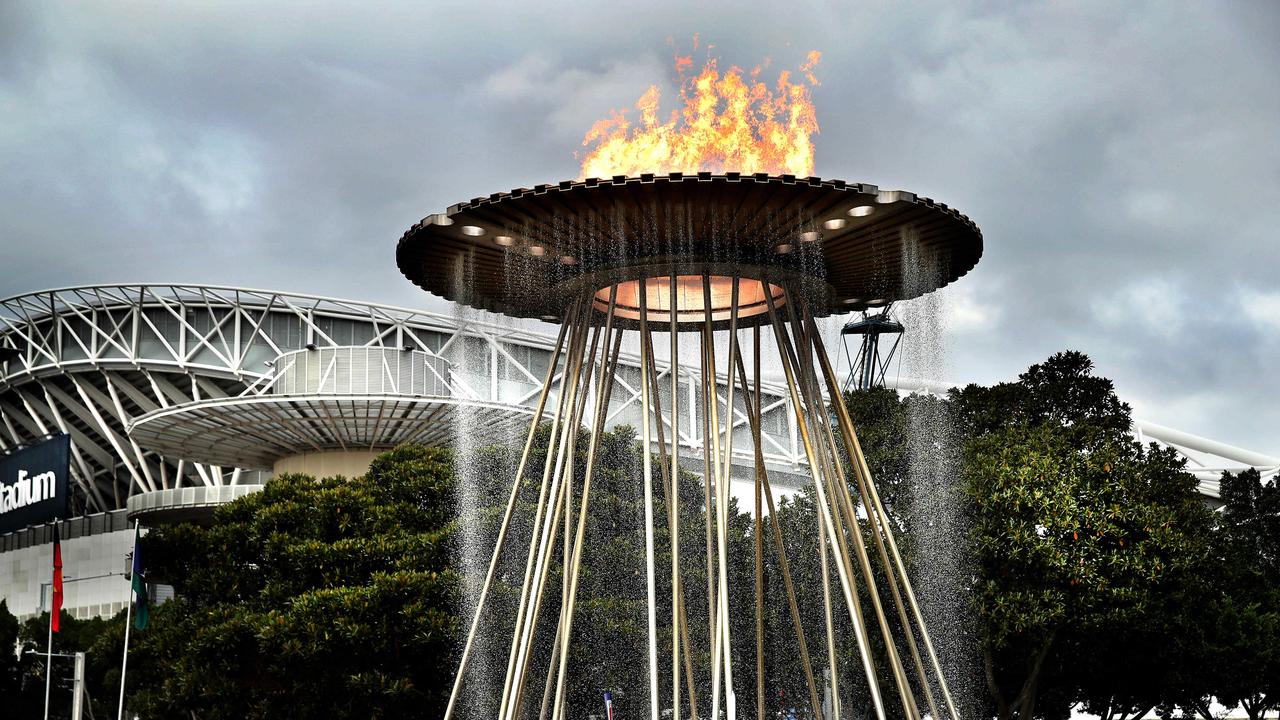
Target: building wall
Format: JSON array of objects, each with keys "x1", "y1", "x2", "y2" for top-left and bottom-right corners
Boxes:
[
  {"x1": 273, "y1": 450, "x2": 383, "y2": 479},
  {"x1": 0, "y1": 512, "x2": 133, "y2": 620}
]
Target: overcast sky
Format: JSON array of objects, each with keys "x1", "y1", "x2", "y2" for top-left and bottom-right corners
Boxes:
[{"x1": 1, "y1": 1, "x2": 1277, "y2": 455}]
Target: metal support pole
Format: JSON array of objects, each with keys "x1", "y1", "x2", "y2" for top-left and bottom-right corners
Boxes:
[
  {"x1": 700, "y1": 321, "x2": 716, "y2": 720},
  {"x1": 782, "y1": 297, "x2": 920, "y2": 719},
  {"x1": 715, "y1": 278, "x2": 741, "y2": 720},
  {"x1": 508, "y1": 308, "x2": 600, "y2": 719},
  {"x1": 801, "y1": 303, "x2": 941, "y2": 720},
  {"x1": 807, "y1": 307, "x2": 961, "y2": 720},
  {"x1": 500, "y1": 298, "x2": 592, "y2": 720},
  {"x1": 43, "y1": 613, "x2": 53, "y2": 720},
  {"x1": 72, "y1": 651, "x2": 86, "y2": 720},
  {"x1": 818, "y1": 496, "x2": 841, "y2": 720},
  {"x1": 552, "y1": 288, "x2": 624, "y2": 720},
  {"x1": 540, "y1": 310, "x2": 608, "y2": 720},
  {"x1": 639, "y1": 282, "x2": 661, "y2": 720},
  {"x1": 118, "y1": 519, "x2": 139, "y2": 720},
  {"x1": 764, "y1": 289, "x2": 887, "y2": 720},
  {"x1": 732, "y1": 343, "x2": 825, "y2": 720},
  {"x1": 669, "y1": 272, "x2": 685, "y2": 720},
  {"x1": 639, "y1": 283, "x2": 700, "y2": 716},
  {"x1": 489, "y1": 311, "x2": 579, "y2": 720},
  {"x1": 753, "y1": 321, "x2": 765, "y2": 720},
  {"x1": 703, "y1": 275, "x2": 729, "y2": 720},
  {"x1": 782, "y1": 294, "x2": 920, "y2": 720}
]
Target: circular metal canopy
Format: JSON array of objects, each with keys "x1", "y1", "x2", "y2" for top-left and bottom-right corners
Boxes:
[
  {"x1": 396, "y1": 173, "x2": 982, "y2": 327},
  {"x1": 127, "y1": 395, "x2": 533, "y2": 470}
]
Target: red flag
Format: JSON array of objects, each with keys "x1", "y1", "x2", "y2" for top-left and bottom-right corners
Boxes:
[{"x1": 51, "y1": 522, "x2": 63, "y2": 633}]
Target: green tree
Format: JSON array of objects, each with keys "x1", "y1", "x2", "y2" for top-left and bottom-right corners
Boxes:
[
  {"x1": 128, "y1": 445, "x2": 460, "y2": 719},
  {"x1": 0, "y1": 606, "x2": 120, "y2": 718},
  {"x1": 1203, "y1": 468, "x2": 1280, "y2": 720},
  {"x1": 953, "y1": 352, "x2": 1215, "y2": 720},
  {"x1": 0, "y1": 600, "x2": 21, "y2": 699}
]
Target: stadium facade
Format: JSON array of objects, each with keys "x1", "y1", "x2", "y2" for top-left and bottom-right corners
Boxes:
[{"x1": 2, "y1": 283, "x2": 1276, "y2": 621}]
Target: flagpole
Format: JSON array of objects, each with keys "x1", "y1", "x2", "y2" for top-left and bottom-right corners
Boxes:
[
  {"x1": 44, "y1": 518, "x2": 59, "y2": 720},
  {"x1": 43, "y1": 601, "x2": 53, "y2": 720},
  {"x1": 118, "y1": 519, "x2": 139, "y2": 720}
]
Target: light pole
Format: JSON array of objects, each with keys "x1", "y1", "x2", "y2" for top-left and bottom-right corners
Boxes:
[{"x1": 24, "y1": 649, "x2": 89, "y2": 720}]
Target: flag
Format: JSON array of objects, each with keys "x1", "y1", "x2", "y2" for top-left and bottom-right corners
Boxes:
[
  {"x1": 603, "y1": 690, "x2": 614, "y2": 720},
  {"x1": 130, "y1": 524, "x2": 148, "y2": 630},
  {"x1": 51, "y1": 521, "x2": 62, "y2": 633}
]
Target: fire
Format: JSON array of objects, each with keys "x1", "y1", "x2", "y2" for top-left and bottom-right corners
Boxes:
[{"x1": 580, "y1": 49, "x2": 821, "y2": 179}]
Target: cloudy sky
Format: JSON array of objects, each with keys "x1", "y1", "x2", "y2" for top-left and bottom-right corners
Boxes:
[{"x1": 2, "y1": 1, "x2": 1277, "y2": 454}]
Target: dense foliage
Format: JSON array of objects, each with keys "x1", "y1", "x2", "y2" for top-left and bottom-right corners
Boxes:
[
  {"x1": 953, "y1": 352, "x2": 1216, "y2": 720},
  {"x1": 0, "y1": 605, "x2": 120, "y2": 718},
  {"x1": 126, "y1": 445, "x2": 460, "y2": 719}
]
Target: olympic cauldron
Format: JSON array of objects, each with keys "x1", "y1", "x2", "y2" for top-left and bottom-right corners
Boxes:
[{"x1": 397, "y1": 172, "x2": 982, "y2": 720}]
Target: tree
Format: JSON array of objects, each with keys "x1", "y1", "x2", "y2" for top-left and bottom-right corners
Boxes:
[
  {"x1": 0, "y1": 604, "x2": 121, "y2": 718},
  {"x1": 129, "y1": 445, "x2": 460, "y2": 719},
  {"x1": 0, "y1": 600, "x2": 28, "y2": 710},
  {"x1": 1204, "y1": 468, "x2": 1280, "y2": 720},
  {"x1": 954, "y1": 351, "x2": 1215, "y2": 720}
]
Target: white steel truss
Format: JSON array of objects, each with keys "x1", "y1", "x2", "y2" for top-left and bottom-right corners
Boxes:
[{"x1": 0, "y1": 284, "x2": 808, "y2": 516}]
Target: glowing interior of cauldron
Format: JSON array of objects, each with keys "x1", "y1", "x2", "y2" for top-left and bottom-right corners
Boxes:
[{"x1": 592, "y1": 275, "x2": 785, "y2": 324}]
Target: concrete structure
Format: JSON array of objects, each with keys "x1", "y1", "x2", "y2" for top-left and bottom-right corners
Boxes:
[{"x1": 0, "y1": 512, "x2": 133, "y2": 621}]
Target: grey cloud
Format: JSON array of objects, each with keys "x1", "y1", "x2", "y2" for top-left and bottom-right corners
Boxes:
[{"x1": 0, "y1": 0, "x2": 1276, "y2": 454}]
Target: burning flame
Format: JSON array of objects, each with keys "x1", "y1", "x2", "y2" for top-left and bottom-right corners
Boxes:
[{"x1": 580, "y1": 49, "x2": 821, "y2": 179}]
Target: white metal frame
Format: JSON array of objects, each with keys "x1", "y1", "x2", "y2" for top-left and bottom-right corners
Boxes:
[{"x1": 0, "y1": 284, "x2": 809, "y2": 515}]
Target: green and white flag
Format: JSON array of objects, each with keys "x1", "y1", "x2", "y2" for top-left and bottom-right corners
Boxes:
[{"x1": 130, "y1": 524, "x2": 148, "y2": 630}]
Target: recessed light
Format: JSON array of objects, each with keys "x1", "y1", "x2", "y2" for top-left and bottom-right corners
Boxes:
[
  {"x1": 799, "y1": 231, "x2": 821, "y2": 242},
  {"x1": 842, "y1": 297, "x2": 864, "y2": 305},
  {"x1": 461, "y1": 225, "x2": 485, "y2": 237},
  {"x1": 528, "y1": 245, "x2": 546, "y2": 257},
  {"x1": 849, "y1": 206, "x2": 874, "y2": 217},
  {"x1": 823, "y1": 218, "x2": 847, "y2": 230},
  {"x1": 495, "y1": 235, "x2": 515, "y2": 246},
  {"x1": 775, "y1": 243, "x2": 794, "y2": 254},
  {"x1": 559, "y1": 255, "x2": 577, "y2": 265}
]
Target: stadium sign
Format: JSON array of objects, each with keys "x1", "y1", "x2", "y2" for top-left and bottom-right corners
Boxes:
[{"x1": 0, "y1": 434, "x2": 69, "y2": 534}]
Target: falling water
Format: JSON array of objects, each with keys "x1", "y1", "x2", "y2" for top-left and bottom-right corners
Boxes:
[
  {"x1": 450, "y1": 252, "x2": 501, "y2": 719},
  {"x1": 897, "y1": 226, "x2": 978, "y2": 718}
]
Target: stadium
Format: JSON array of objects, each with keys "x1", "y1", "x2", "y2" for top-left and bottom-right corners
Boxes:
[{"x1": 1, "y1": 282, "x2": 1276, "y2": 622}]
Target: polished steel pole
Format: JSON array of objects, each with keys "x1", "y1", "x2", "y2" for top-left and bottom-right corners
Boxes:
[
  {"x1": 638, "y1": 286, "x2": 699, "y2": 715},
  {"x1": 444, "y1": 310, "x2": 572, "y2": 720},
  {"x1": 764, "y1": 288, "x2": 887, "y2": 720},
  {"x1": 796, "y1": 303, "x2": 941, "y2": 720},
  {"x1": 753, "y1": 321, "x2": 766, "y2": 720},
  {"x1": 781, "y1": 296, "x2": 919, "y2": 720},
  {"x1": 497, "y1": 303, "x2": 584, "y2": 720},
  {"x1": 732, "y1": 342, "x2": 825, "y2": 720},
  {"x1": 500, "y1": 297, "x2": 592, "y2": 720},
  {"x1": 669, "y1": 272, "x2": 684, "y2": 720},
  {"x1": 551, "y1": 288, "x2": 623, "y2": 720},
  {"x1": 639, "y1": 282, "x2": 661, "y2": 720},
  {"x1": 805, "y1": 306, "x2": 961, "y2": 720}
]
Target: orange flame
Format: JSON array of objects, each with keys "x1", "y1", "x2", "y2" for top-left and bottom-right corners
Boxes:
[{"x1": 580, "y1": 49, "x2": 821, "y2": 179}]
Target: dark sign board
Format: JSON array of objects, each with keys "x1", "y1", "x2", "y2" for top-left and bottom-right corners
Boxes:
[{"x1": 0, "y1": 434, "x2": 70, "y2": 534}]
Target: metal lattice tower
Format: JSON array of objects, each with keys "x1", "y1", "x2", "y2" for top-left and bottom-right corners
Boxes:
[{"x1": 841, "y1": 304, "x2": 904, "y2": 392}]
